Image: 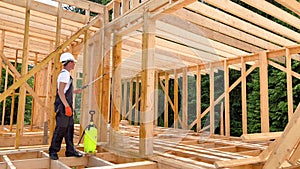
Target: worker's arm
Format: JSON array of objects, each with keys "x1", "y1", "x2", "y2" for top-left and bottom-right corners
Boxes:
[{"x1": 58, "y1": 82, "x2": 69, "y2": 108}]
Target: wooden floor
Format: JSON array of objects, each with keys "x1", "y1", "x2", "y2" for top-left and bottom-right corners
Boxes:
[{"x1": 0, "y1": 123, "x2": 283, "y2": 169}]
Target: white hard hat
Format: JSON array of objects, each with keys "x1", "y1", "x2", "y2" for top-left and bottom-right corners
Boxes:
[{"x1": 60, "y1": 52, "x2": 77, "y2": 63}]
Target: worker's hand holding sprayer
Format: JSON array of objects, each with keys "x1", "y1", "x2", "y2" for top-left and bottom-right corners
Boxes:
[{"x1": 66, "y1": 73, "x2": 105, "y2": 117}]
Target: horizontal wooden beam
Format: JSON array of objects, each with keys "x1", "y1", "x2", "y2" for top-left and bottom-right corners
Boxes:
[
  {"x1": 1, "y1": 0, "x2": 87, "y2": 24},
  {"x1": 241, "y1": 132, "x2": 282, "y2": 142},
  {"x1": 54, "y1": 0, "x2": 105, "y2": 14}
]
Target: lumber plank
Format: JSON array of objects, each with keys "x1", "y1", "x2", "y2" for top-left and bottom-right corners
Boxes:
[
  {"x1": 215, "y1": 156, "x2": 261, "y2": 168},
  {"x1": 263, "y1": 103, "x2": 300, "y2": 168},
  {"x1": 186, "y1": 2, "x2": 295, "y2": 46},
  {"x1": 87, "y1": 161, "x2": 157, "y2": 169},
  {"x1": 12, "y1": 158, "x2": 49, "y2": 169},
  {"x1": 209, "y1": 64, "x2": 215, "y2": 135},
  {"x1": 275, "y1": 0, "x2": 300, "y2": 17},
  {"x1": 139, "y1": 11, "x2": 155, "y2": 156},
  {"x1": 204, "y1": 0, "x2": 300, "y2": 43},
  {"x1": 241, "y1": 132, "x2": 282, "y2": 142},
  {"x1": 240, "y1": 0, "x2": 300, "y2": 32},
  {"x1": 15, "y1": 0, "x2": 31, "y2": 148},
  {"x1": 53, "y1": 0, "x2": 104, "y2": 14},
  {"x1": 3, "y1": 155, "x2": 15, "y2": 169},
  {"x1": 259, "y1": 52, "x2": 269, "y2": 133}
]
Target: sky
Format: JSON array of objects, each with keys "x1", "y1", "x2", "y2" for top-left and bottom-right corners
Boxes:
[{"x1": 35, "y1": 0, "x2": 58, "y2": 6}]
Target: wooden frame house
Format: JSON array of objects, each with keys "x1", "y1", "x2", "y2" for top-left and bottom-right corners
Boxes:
[{"x1": 0, "y1": 0, "x2": 300, "y2": 168}]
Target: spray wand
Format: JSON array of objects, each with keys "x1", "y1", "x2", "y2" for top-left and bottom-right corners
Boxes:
[{"x1": 80, "y1": 73, "x2": 106, "y2": 89}]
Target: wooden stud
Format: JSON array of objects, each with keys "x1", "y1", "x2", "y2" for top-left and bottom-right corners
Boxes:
[
  {"x1": 135, "y1": 76, "x2": 140, "y2": 126},
  {"x1": 49, "y1": 1, "x2": 62, "y2": 144},
  {"x1": 9, "y1": 51, "x2": 18, "y2": 132},
  {"x1": 122, "y1": 80, "x2": 128, "y2": 120},
  {"x1": 15, "y1": 0, "x2": 31, "y2": 148},
  {"x1": 209, "y1": 63, "x2": 215, "y2": 135},
  {"x1": 113, "y1": 1, "x2": 121, "y2": 20},
  {"x1": 110, "y1": 33, "x2": 122, "y2": 147},
  {"x1": 122, "y1": 0, "x2": 130, "y2": 14},
  {"x1": 164, "y1": 73, "x2": 169, "y2": 128},
  {"x1": 1, "y1": 65, "x2": 8, "y2": 128},
  {"x1": 30, "y1": 52, "x2": 38, "y2": 131},
  {"x1": 174, "y1": 70, "x2": 179, "y2": 129},
  {"x1": 241, "y1": 56, "x2": 247, "y2": 134},
  {"x1": 286, "y1": 48, "x2": 293, "y2": 121},
  {"x1": 196, "y1": 65, "x2": 201, "y2": 132},
  {"x1": 182, "y1": 68, "x2": 188, "y2": 130},
  {"x1": 111, "y1": 33, "x2": 122, "y2": 131},
  {"x1": 0, "y1": 30, "x2": 4, "y2": 87},
  {"x1": 220, "y1": 102, "x2": 224, "y2": 135},
  {"x1": 139, "y1": 11, "x2": 155, "y2": 156},
  {"x1": 154, "y1": 71, "x2": 158, "y2": 126},
  {"x1": 259, "y1": 52, "x2": 269, "y2": 133},
  {"x1": 100, "y1": 29, "x2": 111, "y2": 142},
  {"x1": 224, "y1": 60, "x2": 230, "y2": 137},
  {"x1": 80, "y1": 7, "x2": 91, "y2": 135},
  {"x1": 128, "y1": 79, "x2": 134, "y2": 125}
]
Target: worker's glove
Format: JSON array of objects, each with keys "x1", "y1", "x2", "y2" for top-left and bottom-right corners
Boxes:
[{"x1": 65, "y1": 106, "x2": 73, "y2": 117}]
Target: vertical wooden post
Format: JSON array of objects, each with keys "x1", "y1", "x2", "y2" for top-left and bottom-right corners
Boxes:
[
  {"x1": 49, "y1": 1, "x2": 62, "y2": 143},
  {"x1": 241, "y1": 56, "x2": 247, "y2": 134},
  {"x1": 10, "y1": 51, "x2": 18, "y2": 132},
  {"x1": 1, "y1": 65, "x2": 8, "y2": 128},
  {"x1": 95, "y1": 20, "x2": 104, "y2": 141},
  {"x1": 196, "y1": 65, "x2": 201, "y2": 132},
  {"x1": 224, "y1": 60, "x2": 230, "y2": 136},
  {"x1": 0, "y1": 30, "x2": 4, "y2": 86},
  {"x1": 209, "y1": 64, "x2": 215, "y2": 135},
  {"x1": 44, "y1": 42, "x2": 53, "y2": 144},
  {"x1": 80, "y1": 8, "x2": 91, "y2": 135},
  {"x1": 182, "y1": 68, "x2": 188, "y2": 129},
  {"x1": 135, "y1": 76, "x2": 140, "y2": 125},
  {"x1": 154, "y1": 71, "x2": 158, "y2": 126},
  {"x1": 100, "y1": 19, "x2": 111, "y2": 142},
  {"x1": 139, "y1": 11, "x2": 155, "y2": 156},
  {"x1": 113, "y1": 1, "x2": 121, "y2": 19},
  {"x1": 220, "y1": 102, "x2": 224, "y2": 135},
  {"x1": 164, "y1": 73, "x2": 169, "y2": 128},
  {"x1": 15, "y1": 0, "x2": 31, "y2": 148},
  {"x1": 286, "y1": 48, "x2": 293, "y2": 121},
  {"x1": 259, "y1": 52, "x2": 269, "y2": 133},
  {"x1": 110, "y1": 33, "x2": 122, "y2": 146},
  {"x1": 174, "y1": 70, "x2": 179, "y2": 128},
  {"x1": 122, "y1": 80, "x2": 128, "y2": 120},
  {"x1": 122, "y1": 0, "x2": 130, "y2": 14},
  {"x1": 132, "y1": 0, "x2": 139, "y2": 8},
  {"x1": 30, "y1": 53, "x2": 38, "y2": 131},
  {"x1": 128, "y1": 79, "x2": 134, "y2": 124}
]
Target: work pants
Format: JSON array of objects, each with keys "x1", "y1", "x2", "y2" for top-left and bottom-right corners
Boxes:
[{"x1": 49, "y1": 124, "x2": 75, "y2": 155}]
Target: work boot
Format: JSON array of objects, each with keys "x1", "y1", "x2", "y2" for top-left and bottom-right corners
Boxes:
[
  {"x1": 49, "y1": 153, "x2": 59, "y2": 160},
  {"x1": 65, "y1": 151, "x2": 83, "y2": 157}
]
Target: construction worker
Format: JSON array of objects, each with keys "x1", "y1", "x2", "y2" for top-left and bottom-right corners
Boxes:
[{"x1": 49, "y1": 52, "x2": 83, "y2": 160}]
